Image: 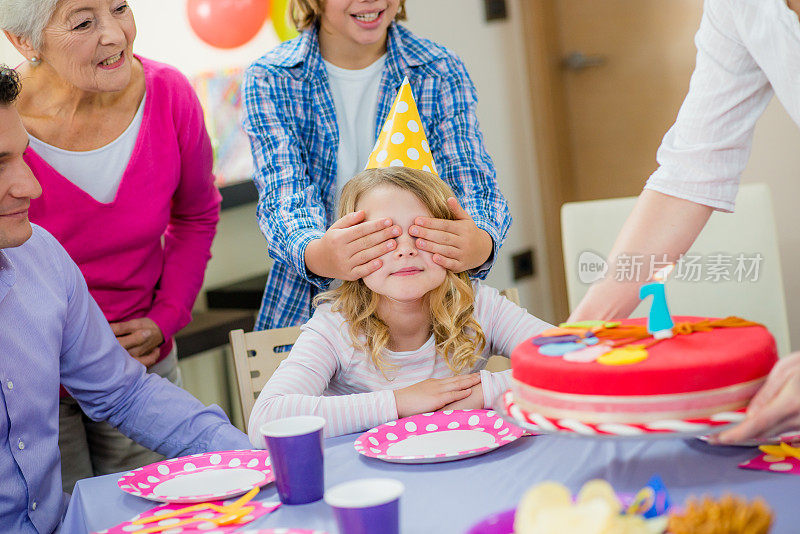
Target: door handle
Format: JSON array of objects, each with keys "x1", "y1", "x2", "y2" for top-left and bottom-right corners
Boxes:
[{"x1": 561, "y1": 51, "x2": 608, "y2": 71}]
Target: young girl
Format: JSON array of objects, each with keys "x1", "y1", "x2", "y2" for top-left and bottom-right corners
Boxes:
[
  {"x1": 242, "y1": 0, "x2": 511, "y2": 330},
  {"x1": 248, "y1": 167, "x2": 549, "y2": 444}
]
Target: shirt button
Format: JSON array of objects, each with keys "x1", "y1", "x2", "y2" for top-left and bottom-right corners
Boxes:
[
  {"x1": 6, "y1": 381, "x2": 12, "y2": 390},
  {"x1": 18, "y1": 441, "x2": 25, "y2": 450},
  {"x1": 31, "y1": 502, "x2": 37, "y2": 511}
]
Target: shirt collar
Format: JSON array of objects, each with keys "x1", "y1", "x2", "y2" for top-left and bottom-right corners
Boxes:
[
  {"x1": 267, "y1": 22, "x2": 446, "y2": 79},
  {"x1": 0, "y1": 248, "x2": 17, "y2": 304}
]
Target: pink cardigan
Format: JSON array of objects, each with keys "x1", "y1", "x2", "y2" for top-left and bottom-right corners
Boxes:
[{"x1": 27, "y1": 56, "x2": 221, "y2": 362}]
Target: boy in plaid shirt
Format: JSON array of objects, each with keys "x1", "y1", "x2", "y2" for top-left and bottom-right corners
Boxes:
[{"x1": 242, "y1": 0, "x2": 511, "y2": 330}]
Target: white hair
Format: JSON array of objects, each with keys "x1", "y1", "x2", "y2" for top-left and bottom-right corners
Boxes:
[{"x1": 0, "y1": 0, "x2": 61, "y2": 50}]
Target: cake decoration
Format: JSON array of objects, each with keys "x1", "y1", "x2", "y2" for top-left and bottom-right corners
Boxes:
[
  {"x1": 532, "y1": 334, "x2": 582, "y2": 345},
  {"x1": 596, "y1": 345, "x2": 649, "y2": 366},
  {"x1": 540, "y1": 342, "x2": 590, "y2": 357},
  {"x1": 639, "y1": 264, "x2": 676, "y2": 339},
  {"x1": 563, "y1": 344, "x2": 612, "y2": 363},
  {"x1": 558, "y1": 320, "x2": 620, "y2": 330},
  {"x1": 540, "y1": 327, "x2": 597, "y2": 337}
]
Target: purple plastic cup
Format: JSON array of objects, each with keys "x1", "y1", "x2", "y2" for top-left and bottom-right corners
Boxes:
[
  {"x1": 324, "y1": 478, "x2": 404, "y2": 534},
  {"x1": 260, "y1": 415, "x2": 325, "y2": 504}
]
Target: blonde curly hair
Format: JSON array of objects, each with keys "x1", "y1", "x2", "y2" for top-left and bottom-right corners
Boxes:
[
  {"x1": 315, "y1": 167, "x2": 486, "y2": 377},
  {"x1": 288, "y1": 0, "x2": 407, "y2": 32}
]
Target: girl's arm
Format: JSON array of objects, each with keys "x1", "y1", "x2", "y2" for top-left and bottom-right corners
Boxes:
[
  {"x1": 476, "y1": 284, "x2": 553, "y2": 409},
  {"x1": 247, "y1": 319, "x2": 398, "y2": 444}
]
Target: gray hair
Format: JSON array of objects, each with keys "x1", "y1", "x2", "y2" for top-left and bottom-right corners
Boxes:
[{"x1": 0, "y1": 0, "x2": 61, "y2": 50}]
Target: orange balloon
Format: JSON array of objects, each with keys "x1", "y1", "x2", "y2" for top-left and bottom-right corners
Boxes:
[{"x1": 187, "y1": 0, "x2": 270, "y2": 49}]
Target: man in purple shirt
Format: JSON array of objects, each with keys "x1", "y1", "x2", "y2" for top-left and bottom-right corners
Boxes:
[{"x1": 0, "y1": 66, "x2": 252, "y2": 534}]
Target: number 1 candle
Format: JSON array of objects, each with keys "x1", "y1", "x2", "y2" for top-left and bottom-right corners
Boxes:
[{"x1": 639, "y1": 264, "x2": 675, "y2": 339}]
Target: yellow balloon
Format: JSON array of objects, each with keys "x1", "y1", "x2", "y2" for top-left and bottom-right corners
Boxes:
[{"x1": 271, "y1": 0, "x2": 299, "y2": 41}]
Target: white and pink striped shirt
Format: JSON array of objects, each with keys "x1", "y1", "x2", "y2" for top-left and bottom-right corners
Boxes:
[{"x1": 248, "y1": 282, "x2": 551, "y2": 444}]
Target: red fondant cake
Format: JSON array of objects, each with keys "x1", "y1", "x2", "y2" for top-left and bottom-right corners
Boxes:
[{"x1": 511, "y1": 316, "x2": 777, "y2": 424}]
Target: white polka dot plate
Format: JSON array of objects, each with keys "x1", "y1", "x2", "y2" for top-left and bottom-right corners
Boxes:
[
  {"x1": 117, "y1": 450, "x2": 274, "y2": 503},
  {"x1": 354, "y1": 409, "x2": 526, "y2": 464},
  {"x1": 497, "y1": 390, "x2": 745, "y2": 439}
]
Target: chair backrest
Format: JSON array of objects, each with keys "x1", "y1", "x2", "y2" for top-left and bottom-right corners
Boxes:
[
  {"x1": 229, "y1": 287, "x2": 522, "y2": 423},
  {"x1": 229, "y1": 325, "x2": 302, "y2": 425},
  {"x1": 561, "y1": 183, "x2": 791, "y2": 355}
]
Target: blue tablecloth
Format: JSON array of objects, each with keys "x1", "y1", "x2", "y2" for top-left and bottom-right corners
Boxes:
[{"x1": 62, "y1": 433, "x2": 800, "y2": 533}]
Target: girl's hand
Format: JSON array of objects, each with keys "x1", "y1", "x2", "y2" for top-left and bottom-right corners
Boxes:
[
  {"x1": 305, "y1": 211, "x2": 401, "y2": 280},
  {"x1": 715, "y1": 353, "x2": 800, "y2": 444},
  {"x1": 440, "y1": 382, "x2": 484, "y2": 411},
  {"x1": 110, "y1": 318, "x2": 164, "y2": 367},
  {"x1": 409, "y1": 197, "x2": 493, "y2": 272},
  {"x1": 393, "y1": 373, "x2": 482, "y2": 418}
]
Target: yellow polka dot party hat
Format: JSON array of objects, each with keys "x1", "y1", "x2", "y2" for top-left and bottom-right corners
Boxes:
[{"x1": 365, "y1": 77, "x2": 437, "y2": 174}]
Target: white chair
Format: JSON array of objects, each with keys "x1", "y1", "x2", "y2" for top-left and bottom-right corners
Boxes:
[{"x1": 561, "y1": 183, "x2": 791, "y2": 355}]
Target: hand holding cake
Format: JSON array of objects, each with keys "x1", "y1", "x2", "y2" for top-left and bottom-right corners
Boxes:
[{"x1": 715, "y1": 352, "x2": 800, "y2": 444}]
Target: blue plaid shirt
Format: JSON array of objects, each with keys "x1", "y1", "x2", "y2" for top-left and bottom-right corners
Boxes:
[{"x1": 242, "y1": 23, "x2": 512, "y2": 330}]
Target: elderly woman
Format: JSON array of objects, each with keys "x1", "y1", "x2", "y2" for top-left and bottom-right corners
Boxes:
[
  {"x1": 569, "y1": 0, "x2": 800, "y2": 444},
  {"x1": 1, "y1": 0, "x2": 220, "y2": 491}
]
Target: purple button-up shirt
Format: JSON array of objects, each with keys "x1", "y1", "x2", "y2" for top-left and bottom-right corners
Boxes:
[{"x1": 0, "y1": 225, "x2": 251, "y2": 533}]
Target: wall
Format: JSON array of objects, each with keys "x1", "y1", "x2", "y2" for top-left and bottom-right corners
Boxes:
[{"x1": 742, "y1": 98, "x2": 800, "y2": 350}]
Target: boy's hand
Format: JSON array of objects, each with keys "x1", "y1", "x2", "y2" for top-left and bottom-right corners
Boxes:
[
  {"x1": 409, "y1": 197, "x2": 493, "y2": 272},
  {"x1": 440, "y1": 382, "x2": 484, "y2": 411},
  {"x1": 393, "y1": 374, "x2": 482, "y2": 418},
  {"x1": 305, "y1": 211, "x2": 401, "y2": 280}
]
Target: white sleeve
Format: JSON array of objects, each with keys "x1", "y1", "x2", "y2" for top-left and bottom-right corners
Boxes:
[
  {"x1": 645, "y1": 0, "x2": 773, "y2": 212},
  {"x1": 473, "y1": 283, "x2": 553, "y2": 409},
  {"x1": 247, "y1": 310, "x2": 397, "y2": 443}
]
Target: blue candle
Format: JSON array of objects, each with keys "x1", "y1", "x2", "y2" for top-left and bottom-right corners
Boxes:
[{"x1": 639, "y1": 265, "x2": 675, "y2": 339}]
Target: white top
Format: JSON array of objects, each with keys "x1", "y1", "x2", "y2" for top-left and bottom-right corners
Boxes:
[
  {"x1": 645, "y1": 0, "x2": 800, "y2": 212},
  {"x1": 247, "y1": 282, "x2": 552, "y2": 445},
  {"x1": 28, "y1": 94, "x2": 146, "y2": 203},
  {"x1": 324, "y1": 55, "x2": 386, "y2": 195}
]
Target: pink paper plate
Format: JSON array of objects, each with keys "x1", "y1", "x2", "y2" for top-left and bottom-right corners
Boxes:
[
  {"x1": 95, "y1": 499, "x2": 281, "y2": 534},
  {"x1": 739, "y1": 453, "x2": 800, "y2": 475},
  {"x1": 117, "y1": 450, "x2": 274, "y2": 503},
  {"x1": 354, "y1": 409, "x2": 526, "y2": 464},
  {"x1": 498, "y1": 390, "x2": 744, "y2": 439}
]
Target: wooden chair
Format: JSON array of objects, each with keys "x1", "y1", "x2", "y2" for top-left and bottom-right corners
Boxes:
[
  {"x1": 229, "y1": 325, "x2": 302, "y2": 426},
  {"x1": 229, "y1": 287, "x2": 522, "y2": 423}
]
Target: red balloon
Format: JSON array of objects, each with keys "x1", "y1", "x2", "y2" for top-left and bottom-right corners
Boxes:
[{"x1": 187, "y1": 0, "x2": 270, "y2": 49}]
